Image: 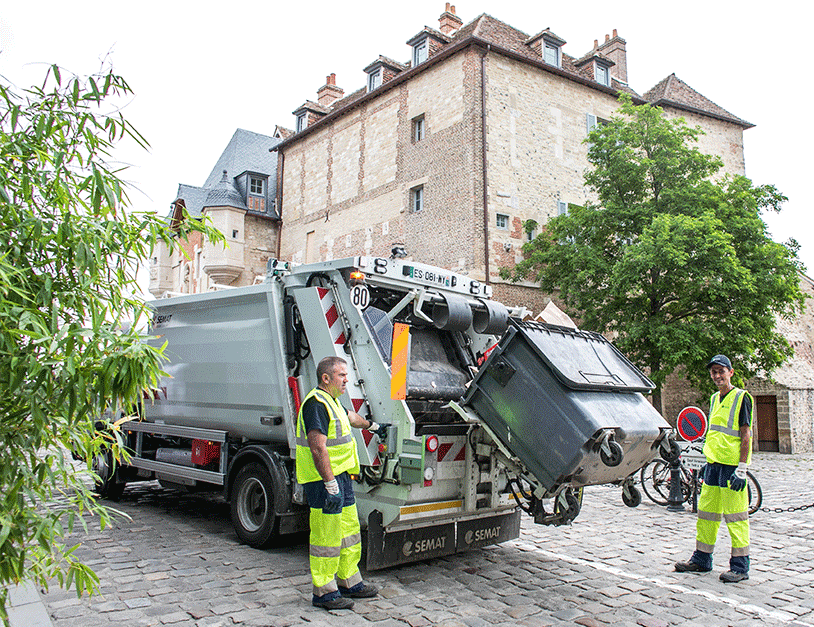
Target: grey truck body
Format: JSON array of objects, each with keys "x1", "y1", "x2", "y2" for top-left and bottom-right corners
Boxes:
[{"x1": 106, "y1": 256, "x2": 672, "y2": 569}]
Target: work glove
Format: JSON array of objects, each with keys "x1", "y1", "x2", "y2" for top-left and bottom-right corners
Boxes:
[
  {"x1": 729, "y1": 463, "x2": 748, "y2": 492},
  {"x1": 368, "y1": 422, "x2": 390, "y2": 439},
  {"x1": 324, "y1": 478, "x2": 343, "y2": 514}
]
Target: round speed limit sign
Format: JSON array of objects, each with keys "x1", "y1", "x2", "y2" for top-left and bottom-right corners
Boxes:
[{"x1": 349, "y1": 284, "x2": 370, "y2": 310}]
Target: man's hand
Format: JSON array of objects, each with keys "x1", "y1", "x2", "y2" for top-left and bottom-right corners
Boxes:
[
  {"x1": 324, "y1": 479, "x2": 342, "y2": 513},
  {"x1": 729, "y1": 463, "x2": 748, "y2": 492},
  {"x1": 368, "y1": 422, "x2": 390, "y2": 439}
]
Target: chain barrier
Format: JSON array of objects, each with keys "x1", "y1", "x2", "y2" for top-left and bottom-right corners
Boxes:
[{"x1": 759, "y1": 502, "x2": 814, "y2": 514}]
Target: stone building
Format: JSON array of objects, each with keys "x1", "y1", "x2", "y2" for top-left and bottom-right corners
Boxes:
[
  {"x1": 149, "y1": 128, "x2": 285, "y2": 297},
  {"x1": 148, "y1": 6, "x2": 813, "y2": 452},
  {"x1": 272, "y1": 5, "x2": 752, "y2": 315},
  {"x1": 271, "y1": 5, "x2": 812, "y2": 452}
]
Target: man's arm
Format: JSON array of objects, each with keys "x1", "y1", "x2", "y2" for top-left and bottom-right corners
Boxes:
[
  {"x1": 739, "y1": 425, "x2": 752, "y2": 464},
  {"x1": 307, "y1": 430, "x2": 335, "y2": 482},
  {"x1": 347, "y1": 410, "x2": 371, "y2": 430}
]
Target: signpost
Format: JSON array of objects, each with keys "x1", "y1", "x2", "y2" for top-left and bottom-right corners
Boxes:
[{"x1": 674, "y1": 407, "x2": 709, "y2": 512}]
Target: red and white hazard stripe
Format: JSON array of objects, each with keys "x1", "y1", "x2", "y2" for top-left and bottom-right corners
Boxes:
[{"x1": 317, "y1": 287, "x2": 346, "y2": 345}]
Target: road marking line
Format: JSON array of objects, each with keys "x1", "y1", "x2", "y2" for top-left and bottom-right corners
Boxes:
[{"x1": 514, "y1": 541, "x2": 813, "y2": 626}]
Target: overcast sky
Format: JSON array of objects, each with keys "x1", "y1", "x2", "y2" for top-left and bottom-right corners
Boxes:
[{"x1": 2, "y1": 1, "x2": 810, "y2": 291}]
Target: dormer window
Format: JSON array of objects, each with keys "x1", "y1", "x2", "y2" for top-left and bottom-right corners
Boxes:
[
  {"x1": 527, "y1": 30, "x2": 566, "y2": 69},
  {"x1": 249, "y1": 176, "x2": 264, "y2": 195},
  {"x1": 367, "y1": 68, "x2": 382, "y2": 92},
  {"x1": 412, "y1": 38, "x2": 428, "y2": 66},
  {"x1": 296, "y1": 112, "x2": 307, "y2": 132},
  {"x1": 595, "y1": 61, "x2": 611, "y2": 86},
  {"x1": 544, "y1": 41, "x2": 561, "y2": 67}
]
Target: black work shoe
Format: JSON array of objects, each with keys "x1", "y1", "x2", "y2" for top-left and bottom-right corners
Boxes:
[
  {"x1": 674, "y1": 561, "x2": 712, "y2": 573},
  {"x1": 339, "y1": 582, "x2": 379, "y2": 598},
  {"x1": 312, "y1": 596, "x2": 355, "y2": 610},
  {"x1": 720, "y1": 570, "x2": 749, "y2": 583}
]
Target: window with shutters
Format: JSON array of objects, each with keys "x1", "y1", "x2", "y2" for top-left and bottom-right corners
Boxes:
[
  {"x1": 544, "y1": 41, "x2": 561, "y2": 68},
  {"x1": 595, "y1": 62, "x2": 611, "y2": 86},
  {"x1": 296, "y1": 112, "x2": 308, "y2": 132}
]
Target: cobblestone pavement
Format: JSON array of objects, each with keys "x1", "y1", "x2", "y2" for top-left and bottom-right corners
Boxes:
[{"x1": 38, "y1": 452, "x2": 814, "y2": 627}]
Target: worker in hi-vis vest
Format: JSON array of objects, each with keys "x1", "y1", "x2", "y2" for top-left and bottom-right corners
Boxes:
[
  {"x1": 295, "y1": 356, "x2": 388, "y2": 610},
  {"x1": 675, "y1": 354, "x2": 754, "y2": 583}
]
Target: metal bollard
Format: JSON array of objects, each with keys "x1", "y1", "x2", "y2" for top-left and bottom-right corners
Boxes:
[{"x1": 666, "y1": 458, "x2": 685, "y2": 512}]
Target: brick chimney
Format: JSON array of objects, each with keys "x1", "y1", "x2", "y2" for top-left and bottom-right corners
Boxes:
[
  {"x1": 597, "y1": 29, "x2": 628, "y2": 84},
  {"x1": 317, "y1": 73, "x2": 344, "y2": 107},
  {"x1": 439, "y1": 3, "x2": 462, "y2": 35}
]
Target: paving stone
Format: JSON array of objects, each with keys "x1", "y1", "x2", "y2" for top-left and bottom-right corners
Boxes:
[{"x1": 29, "y1": 453, "x2": 814, "y2": 627}]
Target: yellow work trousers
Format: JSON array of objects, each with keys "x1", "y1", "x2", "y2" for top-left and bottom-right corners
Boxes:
[
  {"x1": 309, "y1": 502, "x2": 363, "y2": 597},
  {"x1": 696, "y1": 482, "x2": 749, "y2": 559}
]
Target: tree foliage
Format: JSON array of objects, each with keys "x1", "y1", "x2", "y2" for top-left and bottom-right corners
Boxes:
[
  {"x1": 505, "y1": 94, "x2": 806, "y2": 409},
  {"x1": 0, "y1": 65, "x2": 222, "y2": 621}
]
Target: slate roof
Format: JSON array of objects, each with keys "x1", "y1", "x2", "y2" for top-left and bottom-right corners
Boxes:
[
  {"x1": 205, "y1": 170, "x2": 248, "y2": 211},
  {"x1": 173, "y1": 184, "x2": 209, "y2": 219},
  {"x1": 202, "y1": 129, "x2": 281, "y2": 189},
  {"x1": 644, "y1": 74, "x2": 754, "y2": 128},
  {"x1": 171, "y1": 128, "x2": 281, "y2": 220}
]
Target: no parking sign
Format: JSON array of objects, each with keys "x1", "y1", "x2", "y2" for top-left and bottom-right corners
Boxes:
[{"x1": 676, "y1": 406, "x2": 707, "y2": 442}]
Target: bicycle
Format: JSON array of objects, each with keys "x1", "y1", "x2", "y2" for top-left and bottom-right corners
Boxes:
[{"x1": 639, "y1": 446, "x2": 762, "y2": 515}]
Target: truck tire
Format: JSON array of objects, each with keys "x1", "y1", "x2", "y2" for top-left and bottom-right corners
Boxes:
[
  {"x1": 231, "y1": 462, "x2": 278, "y2": 548},
  {"x1": 93, "y1": 449, "x2": 125, "y2": 501}
]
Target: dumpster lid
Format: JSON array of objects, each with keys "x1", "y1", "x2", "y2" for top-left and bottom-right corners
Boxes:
[{"x1": 510, "y1": 319, "x2": 655, "y2": 393}]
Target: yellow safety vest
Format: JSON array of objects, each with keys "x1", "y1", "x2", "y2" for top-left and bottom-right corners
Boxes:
[
  {"x1": 295, "y1": 388, "x2": 360, "y2": 484},
  {"x1": 703, "y1": 388, "x2": 753, "y2": 466}
]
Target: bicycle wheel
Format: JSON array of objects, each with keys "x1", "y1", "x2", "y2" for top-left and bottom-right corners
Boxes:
[
  {"x1": 640, "y1": 459, "x2": 696, "y2": 505},
  {"x1": 640, "y1": 459, "x2": 670, "y2": 505},
  {"x1": 746, "y1": 471, "x2": 762, "y2": 515}
]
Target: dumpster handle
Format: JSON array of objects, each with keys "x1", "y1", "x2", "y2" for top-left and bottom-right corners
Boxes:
[{"x1": 469, "y1": 380, "x2": 495, "y2": 404}]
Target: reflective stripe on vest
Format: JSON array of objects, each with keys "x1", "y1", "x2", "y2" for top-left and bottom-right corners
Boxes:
[
  {"x1": 708, "y1": 390, "x2": 745, "y2": 438},
  {"x1": 703, "y1": 388, "x2": 752, "y2": 466},
  {"x1": 295, "y1": 388, "x2": 360, "y2": 484},
  {"x1": 295, "y1": 389, "x2": 353, "y2": 448}
]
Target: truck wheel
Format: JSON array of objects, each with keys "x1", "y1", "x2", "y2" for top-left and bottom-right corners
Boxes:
[
  {"x1": 93, "y1": 450, "x2": 125, "y2": 501},
  {"x1": 231, "y1": 463, "x2": 277, "y2": 548}
]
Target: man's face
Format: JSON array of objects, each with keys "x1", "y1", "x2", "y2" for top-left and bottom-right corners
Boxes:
[
  {"x1": 709, "y1": 364, "x2": 733, "y2": 391},
  {"x1": 323, "y1": 363, "x2": 348, "y2": 399}
]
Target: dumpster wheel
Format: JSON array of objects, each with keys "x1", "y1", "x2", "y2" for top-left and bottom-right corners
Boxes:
[
  {"x1": 533, "y1": 487, "x2": 582, "y2": 526},
  {"x1": 622, "y1": 483, "x2": 642, "y2": 508},
  {"x1": 600, "y1": 440, "x2": 624, "y2": 467},
  {"x1": 554, "y1": 487, "x2": 582, "y2": 524}
]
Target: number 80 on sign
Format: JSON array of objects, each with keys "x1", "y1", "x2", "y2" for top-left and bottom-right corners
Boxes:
[{"x1": 350, "y1": 284, "x2": 370, "y2": 310}]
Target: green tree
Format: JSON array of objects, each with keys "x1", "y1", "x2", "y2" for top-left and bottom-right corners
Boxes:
[
  {"x1": 0, "y1": 65, "x2": 222, "y2": 622},
  {"x1": 505, "y1": 94, "x2": 806, "y2": 412}
]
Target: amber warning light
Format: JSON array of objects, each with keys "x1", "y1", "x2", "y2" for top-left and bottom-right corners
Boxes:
[{"x1": 349, "y1": 271, "x2": 366, "y2": 283}]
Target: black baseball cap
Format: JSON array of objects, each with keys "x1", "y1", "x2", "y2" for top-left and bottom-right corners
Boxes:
[{"x1": 706, "y1": 354, "x2": 732, "y2": 369}]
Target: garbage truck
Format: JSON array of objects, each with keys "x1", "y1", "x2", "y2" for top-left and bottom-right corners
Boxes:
[{"x1": 96, "y1": 256, "x2": 675, "y2": 569}]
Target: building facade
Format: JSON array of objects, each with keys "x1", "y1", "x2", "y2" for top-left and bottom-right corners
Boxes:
[
  {"x1": 149, "y1": 6, "x2": 813, "y2": 452},
  {"x1": 273, "y1": 6, "x2": 752, "y2": 316},
  {"x1": 149, "y1": 128, "x2": 284, "y2": 297}
]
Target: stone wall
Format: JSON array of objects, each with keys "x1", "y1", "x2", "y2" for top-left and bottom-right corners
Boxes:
[{"x1": 280, "y1": 51, "x2": 484, "y2": 275}]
